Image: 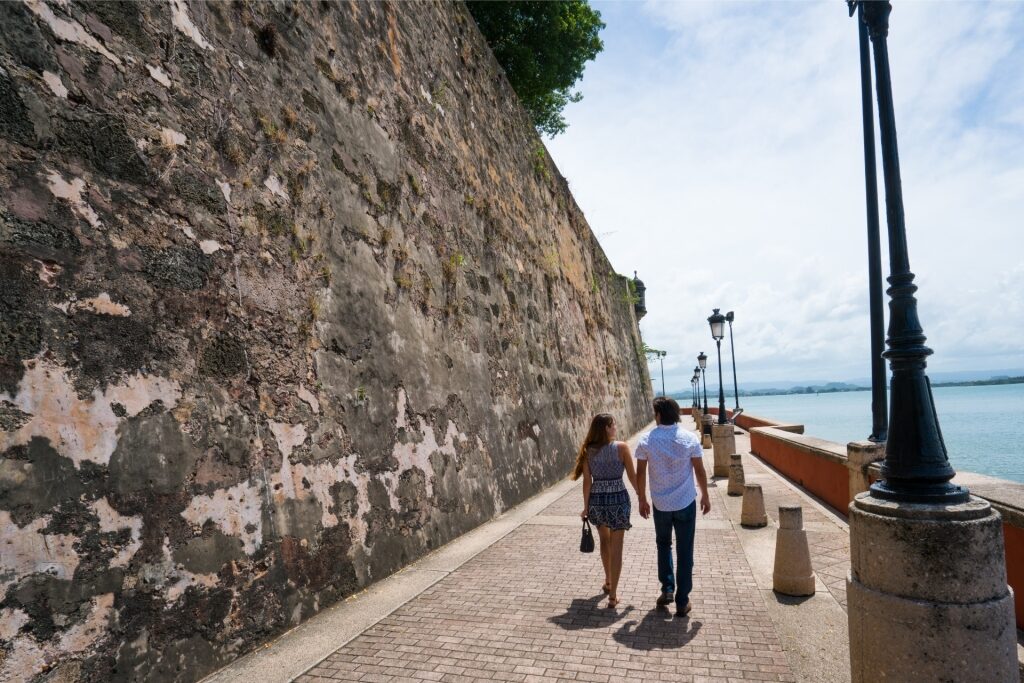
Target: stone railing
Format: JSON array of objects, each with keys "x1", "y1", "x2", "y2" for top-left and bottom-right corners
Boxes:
[
  {"x1": 745, "y1": 421, "x2": 1024, "y2": 629},
  {"x1": 706, "y1": 407, "x2": 804, "y2": 434}
]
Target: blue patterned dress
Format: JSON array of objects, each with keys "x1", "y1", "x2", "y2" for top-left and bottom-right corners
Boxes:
[{"x1": 587, "y1": 442, "x2": 631, "y2": 530}]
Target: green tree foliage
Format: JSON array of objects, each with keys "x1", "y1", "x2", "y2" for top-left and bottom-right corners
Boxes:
[{"x1": 467, "y1": 1, "x2": 605, "y2": 137}]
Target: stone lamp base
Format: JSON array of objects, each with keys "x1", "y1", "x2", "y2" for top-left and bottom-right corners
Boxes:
[{"x1": 847, "y1": 492, "x2": 1017, "y2": 682}]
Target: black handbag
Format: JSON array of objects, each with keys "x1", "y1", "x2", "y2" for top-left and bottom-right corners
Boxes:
[{"x1": 580, "y1": 517, "x2": 595, "y2": 553}]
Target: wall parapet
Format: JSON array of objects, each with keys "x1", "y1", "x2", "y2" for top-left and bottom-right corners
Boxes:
[{"x1": 707, "y1": 406, "x2": 804, "y2": 434}]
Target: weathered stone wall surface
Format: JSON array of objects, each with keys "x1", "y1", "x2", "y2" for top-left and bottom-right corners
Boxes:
[{"x1": 0, "y1": 1, "x2": 652, "y2": 680}]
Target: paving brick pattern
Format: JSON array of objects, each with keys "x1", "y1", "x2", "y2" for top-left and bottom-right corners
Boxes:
[{"x1": 300, "y1": 427, "x2": 797, "y2": 683}]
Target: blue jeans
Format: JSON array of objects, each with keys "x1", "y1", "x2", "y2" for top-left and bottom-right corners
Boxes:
[{"x1": 653, "y1": 501, "x2": 697, "y2": 608}]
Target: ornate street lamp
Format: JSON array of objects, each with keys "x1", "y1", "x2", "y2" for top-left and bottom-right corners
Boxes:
[
  {"x1": 843, "y1": 5, "x2": 1016, "y2": 681},
  {"x1": 861, "y1": 2, "x2": 964, "y2": 505},
  {"x1": 697, "y1": 352, "x2": 708, "y2": 413},
  {"x1": 725, "y1": 311, "x2": 740, "y2": 411},
  {"x1": 708, "y1": 309, "x2": 728, "y2": 425}
]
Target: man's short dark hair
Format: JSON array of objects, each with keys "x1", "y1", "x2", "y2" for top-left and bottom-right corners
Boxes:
[{"x1": 653, "y1": 397, "x2": 680, "y2": 425}]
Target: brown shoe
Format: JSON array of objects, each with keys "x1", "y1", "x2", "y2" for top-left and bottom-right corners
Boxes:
[{"x1": 675, "y1": 602, "x2": 692, "y2": 618}]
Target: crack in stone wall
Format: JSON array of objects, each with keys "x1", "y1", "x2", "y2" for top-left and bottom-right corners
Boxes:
[{"x1": 0, "y1": 2, "x2": 653, "y2": 681}]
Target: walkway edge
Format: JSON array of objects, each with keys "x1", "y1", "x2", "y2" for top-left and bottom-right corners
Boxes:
[{"x1": 200, "y1": 475, "x2": 582, "y2": 683}]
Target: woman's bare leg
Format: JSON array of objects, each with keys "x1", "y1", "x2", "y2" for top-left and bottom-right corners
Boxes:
[
  {"x1": 609, "y1": 529, "x2": 625, "y2": 604},
  {"x1": 598, "y1": 526, "x2": 611, "y2": 590}
]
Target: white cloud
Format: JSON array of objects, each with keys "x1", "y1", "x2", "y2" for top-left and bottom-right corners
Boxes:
[{"x1": 547, "y1": 0, "x2": 1024, "y2": 391}]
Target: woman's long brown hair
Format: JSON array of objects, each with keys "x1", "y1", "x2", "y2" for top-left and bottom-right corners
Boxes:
[{"x1": 570, "y1": 413, "x2": 615, "y2": 480}]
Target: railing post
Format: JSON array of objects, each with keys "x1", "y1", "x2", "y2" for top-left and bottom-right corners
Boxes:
[{"x1": 846, "y1": 441, "x2": 885, "y2": 504}]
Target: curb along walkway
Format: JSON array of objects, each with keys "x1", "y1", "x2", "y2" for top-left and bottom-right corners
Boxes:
[{"x1": 208, "y1": 419, "x2": 853, "y2": 683}]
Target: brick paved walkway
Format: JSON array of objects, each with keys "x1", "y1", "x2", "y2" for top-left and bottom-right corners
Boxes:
[{"x1": 296, "y1": 421, "x2": 821, "y2": 683}]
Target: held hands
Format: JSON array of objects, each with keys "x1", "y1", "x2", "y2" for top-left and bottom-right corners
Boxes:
[{"x1": 639, "y1": 499, "x2": 651, "y2": 519}]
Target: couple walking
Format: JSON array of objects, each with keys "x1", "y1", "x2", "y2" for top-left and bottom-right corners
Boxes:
[{"x1": 570, "y1": 397, "x2": 711, "y2": 615}]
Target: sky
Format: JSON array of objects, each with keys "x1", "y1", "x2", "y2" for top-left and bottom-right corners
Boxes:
[{"x1": 545, "y1": 0, "x2": 1024, "y2": 393}]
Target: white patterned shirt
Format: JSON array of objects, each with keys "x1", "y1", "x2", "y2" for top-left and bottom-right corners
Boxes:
[{"x1": 635, "y1": 424, "x2": 703, "y2": 512}]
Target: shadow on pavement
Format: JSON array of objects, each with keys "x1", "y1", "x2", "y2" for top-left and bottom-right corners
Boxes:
[
  {"x1": 612, "y1": 607, "x2": 703, "y2": 650},
  {"x1": 548, "y1": 593, "x2": 635, "y2": 630},
  {"x1": 771, "y1": 592, "x2": 813, "y2": 606}
]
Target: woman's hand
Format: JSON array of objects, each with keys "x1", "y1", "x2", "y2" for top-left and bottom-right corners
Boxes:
[{"x1": 580, "y1": 509, "x2": 588, "y2": 520}]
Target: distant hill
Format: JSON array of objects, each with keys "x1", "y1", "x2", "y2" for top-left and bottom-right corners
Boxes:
[{"x1": 671, "y1": 373, "x2": 1024, "y2": 399}]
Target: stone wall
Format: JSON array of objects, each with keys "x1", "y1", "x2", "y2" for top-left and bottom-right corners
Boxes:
[{"x1": 0, "y1": 2, "x2": 652, "y2": 681}]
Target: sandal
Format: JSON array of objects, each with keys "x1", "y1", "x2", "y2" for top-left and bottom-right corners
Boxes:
[{"x1": 607, "y1": 596, "x2": 619, "y2": 608}]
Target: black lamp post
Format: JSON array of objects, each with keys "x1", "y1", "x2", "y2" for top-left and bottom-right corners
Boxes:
[
  {"x1": 860, "y1": 1, "x2": 966, "y2": 504},
  {"x1": 725, "y1": 311, "x2": 740, "y2": 411},
  {"x1": 692, "y1": 366, "x2": 701, "y2": 410},
  {"x1": 697, "y1": 352, "x2": 708, "y2": 413},
  {"x1": 850, "y1": 0, "x2": 889, "y2": 444},
  {"x1": 657, "y1": 350, "x2": 667, "y2": 397},
  {"x1": 708, "y1": 309, "x2": 728, "y2": 425}
]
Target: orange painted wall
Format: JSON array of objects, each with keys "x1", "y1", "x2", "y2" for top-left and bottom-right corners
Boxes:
[
  {"x1": 1002, "y1": 523, "x2": 1024, "y2": 628},
  {"x1": 750, "y1": 430, "x2": 850, "y2": 514}
]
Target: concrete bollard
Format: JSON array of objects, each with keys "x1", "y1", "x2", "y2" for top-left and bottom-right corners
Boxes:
[
  {"x1": 701, "y1": 433, "x2": 712, "y2": 449},
  {"x1": 727, "y1": 455, "x2": 745, "y2": 496},
  {"x1": 711, "y1": 423, "x2": 735, "y2": 478},
  {"x1": 772, "y1": 506, "x2": 815, "y2": 596},
  {"x1": 740, "y1": 484, "x2": 767, "y2": 528},
  {"x1": 692, "y1": 409, "x2": 703, "y2": 434}
]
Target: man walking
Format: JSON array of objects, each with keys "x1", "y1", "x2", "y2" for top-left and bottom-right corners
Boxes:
[{"x1": 636, "y1": 397, "x2": 711, "y2": 617}]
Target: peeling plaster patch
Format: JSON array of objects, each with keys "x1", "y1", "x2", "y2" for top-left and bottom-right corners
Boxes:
[
  {"x1": 166, "y1": 569, "x2": 218, "y2": 602},
  {"x1": 46, "y1": 170, "x2": 101, "y2": 228},
  {"x1": 25, "y1": 0, "x2": 121, "y2": 65},
  {"x1": 160, "y1": 127, "x2": 187, "y2": 148},
  {"x1": 282, "y1": 453, "x2": 370, "y2": 544},
  {"x1": 269, "y1": 421, "x2": 307, "y2": 500},
  {"x1": 268, "y1": 421, "x2": 307, "y2": 460},
  {"x1": 297, "y1": 385, "x2": 319, "y2": 414},
  {"x1": 263, "y1": 174, "x2": 289, "y2": 201},
  {"x1": 147, "y1": 63, "x2": 171, "y2": 87},
  {"x1": 180, "y1": 480, "x2": 263, "y2": 554},
  {"x1": 89, "y1": 498, "x2": 142, "y2": 568},
  {"x1": 216, "y1": 179, "x2": 232, "y2": 204},
  {"x1": 0, "y1": 608, "x2": 30, "y2": 640},
  {"x1": 0, "y1": 637, "x2": 46, "y2": 682},
  {"x1": 180, "y1": 222, "x2": 197, "y2": 240},
  {"x1": 169, "y1": 0, "x2": 212, "y2": 50},
  {"x1": 71, "y1": 293, "x2": 131, "y2": 317},
  {"x1": 199, "y1": 240, "x2": 222, "y2": 255},
  {"x1": 42, "y1": 70, "x2": 68, "y2": 98},
  {"x1": 0, "y1": 361, "x2": 182, "y2": 468},
  {"x1": 0, "y1": 511, "x2": 80, "y2": 595},
  {"x1": 37, "y1": 261, "x2": 63, "y2": 287},
  {"x1": 381, "y1": 388, "x2": 464, "y2": 505},
  {"x1": 57, "y1": 593, "x2": 114, "y2": 652}
]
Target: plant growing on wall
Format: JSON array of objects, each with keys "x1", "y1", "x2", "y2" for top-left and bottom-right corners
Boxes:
[{"x1": 467, "y1": 1, "x2": 605, "y2": 137}]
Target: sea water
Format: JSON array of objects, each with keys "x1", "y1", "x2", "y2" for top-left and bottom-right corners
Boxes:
[{"x1": 733, "y1": 384, "x2": 1024, "y2": 483}]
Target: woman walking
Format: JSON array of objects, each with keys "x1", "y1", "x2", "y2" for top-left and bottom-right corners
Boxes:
[{"x1": 571, "y1": 413, "x2": 640, "y2": 608}]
